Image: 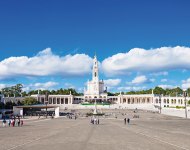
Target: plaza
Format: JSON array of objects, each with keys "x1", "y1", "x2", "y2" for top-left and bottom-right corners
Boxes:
[{"x1": 0, "y1": 109, "x2": 190, "y2": 150}]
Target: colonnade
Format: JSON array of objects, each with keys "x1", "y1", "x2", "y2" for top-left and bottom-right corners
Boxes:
[
  {"x1": 119, "y1": 96, "x2": 153, "y2": 104},
  {"x1": 38, "y1": 96, "x2": 73, "y2": 105}
]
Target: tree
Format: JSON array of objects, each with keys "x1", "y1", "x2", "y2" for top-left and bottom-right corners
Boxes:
[
  {"x1": 14, "y1": 84, "x2": 23, "y2": 96},
  {"x1": 22, "y1": 97, "x2": 40, "y2": 105},
  {"x1": 107, "y1": 92, "x2": 115, "y2": 96},
  {"x1": 5, "y1": 101, "x2": 16, "y2": 109},
  {"x1": 153, "y1": 87, "x2": 166, "y2": 95},
  {"x1": 21, "y1": 91, "x2": 28, "y2": 97},
  {"x1": 188, "y1": 100, "x2": 190, "y2": 105},
  {"x1": 1, "y1": 84, "x2": 23, "y2": 97}
]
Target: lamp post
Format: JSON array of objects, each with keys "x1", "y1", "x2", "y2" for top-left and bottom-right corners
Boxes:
[
  {"x1": 183, "y1": 91, "x2": 188, "y2": 119},
  {"x1": 45, "y1": 92, "x2": 49, "y2": 118},
  {"x1": 159, "y1": 94, "x2": 162, "y2": 114}
]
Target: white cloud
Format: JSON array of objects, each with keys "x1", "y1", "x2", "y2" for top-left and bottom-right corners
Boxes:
[
  {"x1": 23, "y1": 81, "x2": 59, "y2": 91},
  {"x1": 33, "y1": 82, "x2": 58, "y2": 89},
  {"x1": 104, "y1": 79, "x2": 121, "y2": 87},
  {"x1": 131, "y1": 75, "x2": 148, "y2": 84},
  {"x1": 102, "y1": 46, "x2": 190, "y2": 76},
  {"x1": 0, "y1": 84, "x2": 6, "y2": 90},
  {"x1": 117, "y1": 86, "x2": 146, "y2": 91},
  {"x1": 0, "y1": 48, "x2": 93, "y2": 79},
  {"x1": 161, "y1": 79, "x2": 167, "y2": 82},
  {"x1": 158, "y1": 84, "x2": 176, "y2": 89},
  {"x1": 182, "y1": 78, "x2": 190, "y2": 89}
]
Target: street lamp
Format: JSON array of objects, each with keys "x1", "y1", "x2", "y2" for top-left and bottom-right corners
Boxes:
[
  {"x1": 183, "y1": 91, "x2": 188, "y2": 119},
  {"x1": 45, "y1": 92, "x2": 49, "y2": 118},
  {"x1": 159, "y1": 94, "x2": 162, "y2": 114}
]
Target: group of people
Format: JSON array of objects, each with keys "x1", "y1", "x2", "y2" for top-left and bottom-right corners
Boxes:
[
  {"x1": 67, "y1": 114, "x2": 77, "y2": 120},
  {"x1": 2, "y1": 117, "x2": 23, "y2": 127},
  {"x1": 124, "y1": 118, "x2": 130, "y2": 125},
  {"x1": 91, "y1": 117, "x2": 100, "y2": 125}
]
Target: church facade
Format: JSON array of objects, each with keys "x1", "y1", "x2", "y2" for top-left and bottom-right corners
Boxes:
[{"x1": 84, "y1": 55, "x2": 108, "y2": 102}]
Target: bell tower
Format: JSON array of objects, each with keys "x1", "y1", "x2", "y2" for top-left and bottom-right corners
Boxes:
[
  {"x1": 92, "y1": 55, "x2": 99, "y2": 82},
  {"x1": 84, "y1": 54, "x2": 107, "y2": 98}
]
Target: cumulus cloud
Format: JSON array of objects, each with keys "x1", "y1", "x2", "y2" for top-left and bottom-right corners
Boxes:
[
  {"x1": 131, "y1": 75, "x2": 147, "y2": 84},
  {"x1": 117, "y1": 86, "x2": 146, "y2": 91},
  {"x1": 23, "y1": 81, "x2": 59, "y2": 91},
  {"x1": 0, "y1": 84, "x2": 6, "y2": 90},
  {"x1": 104, "y1": 79, "x2": 121, "y2": 87},
  {"x1": 0, "y1": 48, "x2": 93, "y2": 79},
  {"x1": 129, "y1": 75, "x2": 154, "y2": 85},
  {"x1": 182, "y1": 78, "x2": 190, "y2": 89},
  {"x1": 102, "y1": 46, "x2": 190, "y2": 76},
  {"x1": 158, "y1": 84, "x2": 176, "y2": 89}
]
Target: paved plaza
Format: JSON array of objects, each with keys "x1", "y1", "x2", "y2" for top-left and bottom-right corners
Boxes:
[{"x1": 0, "y1": 110, "x2": 190, "y2": 150}]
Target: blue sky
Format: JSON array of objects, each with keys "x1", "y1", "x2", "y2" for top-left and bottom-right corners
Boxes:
[{"x1": 1, "y1": 0, "x2": 190, "y2": 92}]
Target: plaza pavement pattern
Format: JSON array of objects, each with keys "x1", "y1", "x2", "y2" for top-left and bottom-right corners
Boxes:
[{"x1": 0, "y1": 110, "x2": 190, "y2": 150}]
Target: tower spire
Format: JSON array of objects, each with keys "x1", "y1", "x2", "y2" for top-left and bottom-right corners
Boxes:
[{"x1": 92, "y1": 53, "x2": 99, "y2": 81}]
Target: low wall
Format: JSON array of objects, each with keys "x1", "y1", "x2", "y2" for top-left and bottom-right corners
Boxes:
[
  {"x1": 59, "y1": 104, "x2": 156, "y2": 110},
  {"x1": 161, "y1": 108, "x2": 190, "y2": 118}
]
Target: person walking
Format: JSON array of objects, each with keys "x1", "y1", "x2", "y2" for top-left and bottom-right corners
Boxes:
[
  {"x1": 97, "y1": 119, "x2": 99, "y2": 125},
  {"x1": 127, "y1": 118, "x2": 130, "y2": 125},
  {"x1": 2, "y1": 119, "x2": 6, "y2": 127},
  {"x1": 18, "y1": 118, "x2": 20, "y2": 127},
  {"x1": 124, "y1": 118, "x2": 126, "y2": 125},
  {"x1": 91, "y1": 117, "x2": 94, "y2": 124},
  {"x1": 21, "y1": 120, "x2": 23, "y2": 126},
  {"x1": 94, "y1": 118, "x2": 97, "y2": 124},
  {"x1": 8, "y1": 119, "x2": 11, "y2": 127}
]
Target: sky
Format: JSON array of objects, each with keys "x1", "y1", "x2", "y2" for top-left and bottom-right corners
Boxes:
[{"x1": 1, "y1": 0, "x2": 190, "y2": 92}]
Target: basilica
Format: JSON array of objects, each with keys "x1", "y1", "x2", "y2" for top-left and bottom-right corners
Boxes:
[{"x1": 84, "y1": 55, "x2": 108, "y2": 102}]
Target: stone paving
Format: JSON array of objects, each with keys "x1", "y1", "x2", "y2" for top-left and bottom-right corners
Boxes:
[{"x1": 0, "y1": 110, "x2": 190, "y2": 150}]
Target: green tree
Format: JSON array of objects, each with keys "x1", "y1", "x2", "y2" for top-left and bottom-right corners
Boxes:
[
  {"x1": 188, "y1": 100, "x2": 190, "y2": 105},
  {"x1": 5, "y1": 101, "x2": 17, "y2": 109},
  {"x1": 22, "y1": 97, "x2": 40, "y2": 105},
  {"x1": 107, "y1": 92, "x2": 115, "y2": 96},
  {"x1": 1, "y1": 83, "x2": 23, "y2": 97},
  {"x1": 153, "y1": 87, "x2": 166, "y2": 95}
]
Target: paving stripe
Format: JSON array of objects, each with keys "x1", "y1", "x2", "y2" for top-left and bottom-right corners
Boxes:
[
  {"x1": 6, "y1": 122, "x2": 81, "y2": 150},
  {"x1": 112, "y1": 122, "x2": 189, "y2": 150}
]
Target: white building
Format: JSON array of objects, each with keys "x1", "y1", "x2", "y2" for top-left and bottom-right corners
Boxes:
[{"x1": 84, "y1": 55, "x2": 107, "y2": 102}]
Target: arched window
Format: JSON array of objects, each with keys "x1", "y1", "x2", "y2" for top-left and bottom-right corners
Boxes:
[{"x1": 94, "y1": 72, "x2": 96, "y2": 77}]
